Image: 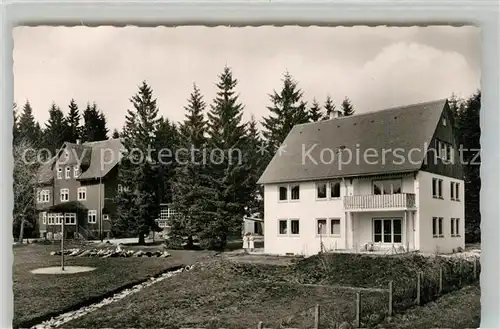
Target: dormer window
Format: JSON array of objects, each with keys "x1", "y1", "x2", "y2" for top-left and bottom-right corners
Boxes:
[
  {"x1": 74, "y1": 166, "x2": 80, "y2": 178},
  {"x1": 65, "y1": 167, "x2": 71, "y2": 179}
]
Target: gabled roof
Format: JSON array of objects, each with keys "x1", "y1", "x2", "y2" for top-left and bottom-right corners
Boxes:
[
  {"x1": 257, "y1": 99, "x2": 448, "y2": 184},
  {"x1": 37, "y1": 138, "x2": 124, "y2": 183},
  {"x1": 77, "y1": 138, "x2": 124, "y2": 180}
]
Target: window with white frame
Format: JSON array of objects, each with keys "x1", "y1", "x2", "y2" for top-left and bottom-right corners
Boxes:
[
  {"x1": 316, "y1": 183, "x2": 327, "y2": 199},
  {"x1": 57, "y1": 167, "x2": 62, "y2": 179},
  {"x1": 373, "y1": 218, "x2": 402, "y2": 243},
  {"x1": 442, "y1": 117, "x2": 447, "y2": 126},
  {"x1": 88, "y1": 210, "x2": 97, "y2": 224},
  {"x1": 278, "y1": 186, "x2": 288, "y2": 201},
  {"x1": 103, "y1": 214, "x2": 110, "y2": 221},
  {"x1": 37, "y1": 190, "x2": 50, "y2": 203},
  {"x1": 278, "y1": 218, "x2": 299, "y2": 236},
  {"x1": 290, "y1": 184, "x2": 300, "y2": 200},
  {"x1": 278, "y1": 219, "x2": 288, "y2": 235},
  {"x1": 455, "y1": 218, "x2": 460, "y2": 236},
  {"x1": 455, "y1": 183, "x2": 460, "y2": 201},
  {"x1": 74, "y1": 166, "x2": 80, "y2": 178},
  {"x1": 118, "y1": 184, "x2": 124, "y2": 194},
  {"x1": 64, "y1": 213, "x2": 76, "y2": 225},
  {"x1": 432, "y1": 217, "x2": 444, "y2": 237},
  {"x1": 330, "y1": 218, "x2": 341, "y2": 235},
  {"x1": 60, "y1": 188, "x2": 69, "y2": 202},
  {"x1": 55, "y1": 213, "x2": 63, "y2": 225},
  {"x1": 42, "y1": 212, "x2": 47, "y2": 225},
  {"x1": 77, "y1": 187, "x2": 87, "y2": 201},
  {"x1": 65, "y1": 167, "x2": 71, "y2": 179},
  {"x1": 47, "y1": 213, "x2": 54, "y2": 225},
  {"x1": 373, "y1": 179, "x2": 402, "y2": 195},
  {"x1": 432, "y1": 178, "x2": 443, "y2": 198},
  {"x1": 330, "y1": 181, "x2": 341, "y2": 198},
  {"x1": 450, "y1": 182, "x2": 455, "y2": 200},
  {"x1": 451, "y1": 218, "x2": 461, "y2": 237},
  {"x1": 290, "y1": 219, "x2": 300, "y2": 235},
  {"x1": 316, "y1": 219, "x2": 327, "y2": 235},
  {"x1": 64, "y1": 150, "x2": 69, "y2": 159}
]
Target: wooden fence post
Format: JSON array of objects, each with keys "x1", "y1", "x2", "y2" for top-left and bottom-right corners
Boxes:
[
  {"x1": 355, "y1": 292, "x2": 361, "y2": 328},
  {"x1": 416, "y1": 272, "x2": 421, "y2": 305},
  {"x1": 473, "y1": 257, "x2": 477, "y2": 280},
  {"x1": 314, "y1": 304, "x2": 320, "y2": 329},
  {"x1": 388, "y1": 281, "x2": 393, "y2": 316},
  {"x1": 439, "y1": 267, "x2": 443, "y2": 294},
  {"x1": 257, "y1": 321, "x2": 263, "y2": 329}
]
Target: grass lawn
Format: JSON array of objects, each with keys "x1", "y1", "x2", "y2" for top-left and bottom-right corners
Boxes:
[
  {"x1": 65, "y1": 260, "x2": 387, "y2": 328},
  {"x1": 13, "y1": 243, "x2": 214, "y2": 328},
  {"x1": 376, "y1": 284, "x2": 481, "y2": 329},
  {"x1": 63, "y1": 252, "x2": 480, "y2": 329}
]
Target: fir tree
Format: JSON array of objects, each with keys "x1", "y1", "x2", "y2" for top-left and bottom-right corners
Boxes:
[
  {"x1": 455, "y1": 90, "x2": 481, "y2": 242},
  {"x1": 245, "y1": 115, "x2": 265, "y2": 217},
  {"x1": 13, "y1": 102, "x2": 19, "y2": 144},
  {"x1": 341, "y1": 96, "x2": 355, "y2": 116},
  {"x1": 205, "y1": 66, "x2": 250, "y2": 249},
  {"x1": 43, "y1": 102, "x2": 68, "y2": 155},
  {"x1": 18, "y1": 100, "x2": 42, "y2": 146},
  {"x1": 116, "y1": 81, "x2": 161, "y2": 244},
  {"x1": 323, "y1": 95, "x2": 336, "y2": 120},
  {"x1": 155, "y1": 117, "x2": 179, "y2": 207},
  {"x1": 308, "y1": 98, "x2": 323, "y2": 122},
  {"x1": 170, "y1": 84, "x2": 215, "y2": 249},
  {"x1": 66, "y1": 99, "x2": 81, "y2": 143},
  {"x1": 81, "y1": 102, "x2": 109, "y2": 142},
  {"x1": 112, "y1": 129, "x2": 120, "y2": 139},
  {"x1": 261, "y1": 71, "x2": 309, "y2": 154}
]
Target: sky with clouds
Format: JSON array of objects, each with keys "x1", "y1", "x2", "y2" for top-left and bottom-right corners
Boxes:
[{"x1": 13, "y1": 25, "x2": 480, "y2": 132}]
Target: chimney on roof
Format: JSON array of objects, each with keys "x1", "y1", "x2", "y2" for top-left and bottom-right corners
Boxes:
[
  {"x1": 330, "y1": 109, "x2": 343, "y2": 119},
  {"x1": 76, "y1": 139, "x2": 81, "y2": 145}
]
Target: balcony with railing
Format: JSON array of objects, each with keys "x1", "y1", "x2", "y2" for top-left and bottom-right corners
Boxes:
[{"x1": 343, "y1": 193, "x2": 416, "y2": 211}]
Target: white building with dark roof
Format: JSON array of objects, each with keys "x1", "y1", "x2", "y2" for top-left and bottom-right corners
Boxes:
[{"x1": 258, "y1": 99, "x2": 465, "y2": 256}]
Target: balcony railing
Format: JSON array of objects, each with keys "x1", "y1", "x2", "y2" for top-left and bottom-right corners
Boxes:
[{"x1": 343, "y1": 193, "x2": 416, "y2": 210}]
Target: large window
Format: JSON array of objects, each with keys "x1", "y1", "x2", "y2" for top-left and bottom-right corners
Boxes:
[
  {"x1": 316, "y1": 181, "x2": 341, "y2": 199},
  {"x1": 278, "y1": 219, "x2": 288, "y2": 235},
  {"x1": 451, "y1": 218, "x2": 460, "y2": 237},
  {"x1": 373, "y1": 179, "x2": 402, "y2": 195},
  {"x1": 290, "y1": 185, "x2": 300, "y2": 200},
  {"x1": 373, "y1": 218, "x2": 402, "y2": 243},
  {"x1": 316, "y1": 219, "x2": 327, "y2": 235}
]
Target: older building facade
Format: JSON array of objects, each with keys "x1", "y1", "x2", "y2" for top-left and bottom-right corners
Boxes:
[
  {"x1": 258, "y1": 99, "x2": 465, "y2": 256},
  {"x1": 36, "y1": 138, "x2": 123, "y2": 240}
]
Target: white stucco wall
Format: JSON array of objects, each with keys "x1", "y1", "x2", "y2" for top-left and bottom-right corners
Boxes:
[
  {"x1": 416, "y1": 171, "x2": 465, "y2": 253},
  {"x1": 263, "y1": 181, "x2": 347, "y2": 255}
]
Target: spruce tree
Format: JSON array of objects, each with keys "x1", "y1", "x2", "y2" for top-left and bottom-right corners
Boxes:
[
  {"x1": 43, "y1": 102, "x2": 69, "y2": 155},
  {"x1": 246, "y1": 115, "x2": 265, "y2": 217},
  {"x1": 18, "y1": 100, "x2": 42, "y2": 146},
  {"x1": 456, "y1": 90, "x2": 481, "y2": 242},
  {"x1": 323, "y1": 95, "x2": 336, "y2": 120},
  {"x1": 170, "y1": 84, "x2": 214, "y2": 248},
  {"x1": 82, "y1": 102, "x2": 109, "y2": 142},
  {"x1": 308, "y1": 98, "x2": 323, "y2": 122},
  {"x1": 341, "y1": 96, "x2": 355, "y2": 116},
  {"x1": 205, "y1": 66, "x2": 250, "y2": 249},
  {"x1": 112, "y1": 129, "x2": 120, "y2": 139},
  {"x1": 116, "y1": 81, "x2": 161, "y2": 244},
  {"x1": 66, "y1": 99, "x2": 81, "y2": 143},
  {"x1": 261, "y1": 71, "x2": 309, "y2": 154},
  {"x1": 155, "y1": 117, "x2": 179, "y2": 207},
  {"x1": 13, "y1": 102, "x2": 19, "y2": 145}
]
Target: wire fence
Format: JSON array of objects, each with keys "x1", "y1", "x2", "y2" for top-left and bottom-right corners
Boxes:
[{"x1": 255, "y1": 255, "x2": 480, "y2": 329}]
